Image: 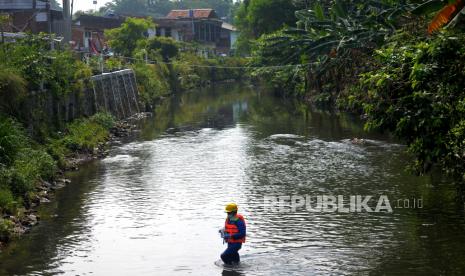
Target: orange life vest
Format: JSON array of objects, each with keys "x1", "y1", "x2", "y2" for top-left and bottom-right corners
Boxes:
[{"x1": 224, "y1": 214, "x2": 246, "y2": 243}]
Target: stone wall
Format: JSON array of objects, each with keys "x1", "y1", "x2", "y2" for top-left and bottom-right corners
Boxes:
[{"x1": 26, "y1": 69, "x2": 140, "y2": 135}]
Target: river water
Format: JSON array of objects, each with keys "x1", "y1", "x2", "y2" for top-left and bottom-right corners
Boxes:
[{"x1": 1, "y1": 84, "x2": 465, "y2": 275}]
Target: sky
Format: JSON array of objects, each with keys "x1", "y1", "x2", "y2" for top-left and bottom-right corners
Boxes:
[{"x1": 72, "y1": 0, "x2": 113, "y2": 12}]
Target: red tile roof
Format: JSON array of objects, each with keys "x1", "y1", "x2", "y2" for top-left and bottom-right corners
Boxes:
[{"x1": 166, "y1": 9, "x2": 218, "y2": 19}]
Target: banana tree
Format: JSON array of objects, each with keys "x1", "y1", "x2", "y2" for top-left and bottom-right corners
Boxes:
[
  {"x1": 256, "y1": 0, "x2": 412, "y2": 65},
  {"x1": 250, "y1": 0, "x2": 412, "y2": 99}
]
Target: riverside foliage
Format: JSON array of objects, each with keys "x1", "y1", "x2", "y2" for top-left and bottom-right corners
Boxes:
[
  {"x1": 340, "y1": 31, "x2": 465, "y2": 179},
  {"x1": 104, "y1": 17, "x2": 247, "y2": 108},
  {"x1": 0, "y1": 17, "x2": 247, "y2": 241},
  {"x1": 240, "y1": 0, "x2": 465, "y2": 184}
]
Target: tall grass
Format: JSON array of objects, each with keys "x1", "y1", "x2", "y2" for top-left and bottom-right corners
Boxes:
[
  {"x1": 0, "y1": 67, "x2": 27, "y2": 116},
  {"x1": 0, "y1": 117, "x2": 57, "y2": 213}
]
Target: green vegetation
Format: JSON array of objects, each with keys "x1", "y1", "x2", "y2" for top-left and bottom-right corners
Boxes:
[
  {"x1": 0, "y1": 33, "x2": 119, "y2": 239},
  {"x1": 143, "y1": 37, "x2": 180, "y2": 62},
  {"x1": 0, "y1": 218, "x2": 14, "y2": 242},
  {"x1": 0, "y1": 67, "x2": 27, "y2": 116},
  {"x1": 0, "y1": 14, "x2": 246, "y2": 241},
  {"x1": 105, "y1": 17, "x2": 155, "y2": 57},
  {"x1": 340, "y1": 31, "x2": 465, "y2": 178},
  {"x1": 0, "y1": 117, "x2": 56, "y2": 213},
  {"x1": 0, "y1": 112, "x2": 114, "y2": 219},
  {"x1": 247, "y1": 0, "x2": 411, "y2": 102},
  {"x1": 240, "y1": 0, "x2": 465, "y2": 185},
  {"x1": 234, "y1": 0, "x2": 297, "y2": 53},
  {"x1": 51, "y1": 112, "x2": 115, "y2": 155},
  {"x1": 0, "y1": 34, "x2": 91, "y2": 98},
  {"x1": 104, "y1": 17, "x2": 247, "y2": 107}
]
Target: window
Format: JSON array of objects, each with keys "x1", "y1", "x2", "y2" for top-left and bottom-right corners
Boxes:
[{"x1": 200, "y1": 24, "x2": 205, "y2": 41}]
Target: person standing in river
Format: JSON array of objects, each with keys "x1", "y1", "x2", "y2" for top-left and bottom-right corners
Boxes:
[{"x1": 220, "y1": 203, "x2": 246, "y2": 265}]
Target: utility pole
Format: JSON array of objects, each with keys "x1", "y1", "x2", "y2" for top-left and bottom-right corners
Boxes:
[
  {"x1": 46, "y1": 0, "x2": 51, "y2": 34},
  {"x1": 71, "y1": 0, "x2": 74, "y2": 19},
  {"x1": 62, "y1": 0, "x2": 71, "y2": 44},
  {"x1": 46, "y1": 0, "x2": 53, "y2": 49},
  {"x1": 32, "y1": 0, "x2": 37, "y2": 33}
]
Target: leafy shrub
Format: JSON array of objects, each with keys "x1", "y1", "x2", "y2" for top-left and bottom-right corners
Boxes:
[
  {"x1": 0, "y1": 67, "x2": 27, "y2": 115},
  {"x1": 90, "y1": 112, "x2": 115, "y2": 130},
  {"x1": 0, "y1": 117, "x2": 27, "y2": 166},
  {"x1": 0, "y1": 34, "x2": 91, "y2": 97},
  {"x1": 105, "y1": 17, "x2": 155, "y2": 57},
  {"x1": 46, "y1": 138, "x2": 68, "y2": 169},
  {"x1": 64, "y1": 121, "x2": 107, "y2": 152},
  {"x1": 0, "y1": 189, "x2": 14, "y2": 212},
  {"x1": 131, "y1": 63, "x2": 170, "y2": 107},
  {"x1": 10, "y1": 148, "x2": 56, "y2": 196},
  {"x1": 105, "y1": 57, "x2": 124, "y2": 72},
  {"x1": 53, "y1": 112, "x2": 115, "y2": 154},
  {"x1": 48, "y1": 50, "x2": 92, "y2": 96},
  {"x1": 346, "y1": 30, "x2": 465, "y2": 178},
  {"x1": 145, "y1": 36, "x2": 179, "y2": 62},
  {"x1": 0, "y1": 218, "x2": 14, "y2": 241}
]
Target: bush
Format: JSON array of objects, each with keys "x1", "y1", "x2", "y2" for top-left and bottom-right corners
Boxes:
[
  {"x1": 48, "y1": 50, "x2": 92, "y2": 96},
  {"x1": 0, "y1": 67, "x2": 27, "y2": 116},
  {"x1": 90, "y1": 112, "x2": 115, "y2": 130},
  {"x1": 346, "y1": 30, "x2": 465, "y2": 178},
  {"x1": 16, "y1": 148, "x2": 56, "y2": 181},
  {"x1": 0, "y1": 117, "x2": 27, "y2": 166},
  {"x1": 8, "y1": 148, "x2": 56, "y2": 196},
  {"x1": 0, "y1": 34, "x2": 91, "y2": 97},
  {"x1": 131, "y1": 63, "x2": 170, "y2": 107},
  {"x1": 46, "y1": 138, "x2": 68, "y2": 168},
  {"x1": 105, "y1": 17, "x2": 155, "y2": 57},
  {"x1": 145, "y1": 36, "x2": 179, "y2": 62},
  {"x1": 64, "y1": 121, "x2": 107, "y2": 152},
  {"x1": 105, "y1": 57, "x2": 124, "y2": 72},
  {"x1": 0, "y1": 218, "x2": 14, "y2": 241},
  {"x1": 50, "y1": 112, "x2": 115, "y2": 154},
  {"x1": 0, "y1": 189, "x2": 14, "y2": 213}
]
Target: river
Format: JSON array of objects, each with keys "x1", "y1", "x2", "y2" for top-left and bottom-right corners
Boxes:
[{"x1": 1, "y1": 83, "x2": 465, "y2": 275}]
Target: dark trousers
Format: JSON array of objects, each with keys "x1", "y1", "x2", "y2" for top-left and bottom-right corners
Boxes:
[{"x1": 221, "y1": 242, "x2": 242, "y2": 265}]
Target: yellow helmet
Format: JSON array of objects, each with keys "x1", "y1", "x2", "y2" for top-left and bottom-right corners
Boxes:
[{"x1": 225, "y1": 203, "x2": 238, "y2": 213}]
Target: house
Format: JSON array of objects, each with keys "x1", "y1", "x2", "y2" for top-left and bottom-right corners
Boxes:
[
  {"x1": 72, "y1": 14, "x2": 125, "y2": 53},
  {"x1": 0, "y1": 0, "x2": 64, "y2": 36},
  {"x1": 220, "y1": 22, "x2": 237, "y2": 53},
  {"x1": 154, "y1": 9, "x2": 237, "y2": 55},
  {"x1": 70, "y1": 9, "x2": 237, "y2": 56}
]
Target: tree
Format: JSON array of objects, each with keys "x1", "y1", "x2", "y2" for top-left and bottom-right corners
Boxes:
[
  {"x1": 247, "y1": 0, "x2": 296, "y2": 36},
  {"x1": 234, "y1": 0, "x2": 297, "y2": 54},
  {"x1": 105, "y1": 17, "x2": 155, "y2": 57},
  {"x1": 145, "y1": 36, "x2": 179, "y2": 61},
  {"x1": 247, "y1": 0, "x2": 413, "y2": 101},
  {"x1": 253, "y1": 0, "x2": 410, "y2": 68}
]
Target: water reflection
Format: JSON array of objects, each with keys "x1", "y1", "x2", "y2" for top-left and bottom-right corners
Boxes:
[{"x1": 1, "y1": 84, "x2": 465, "y2": 275}]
